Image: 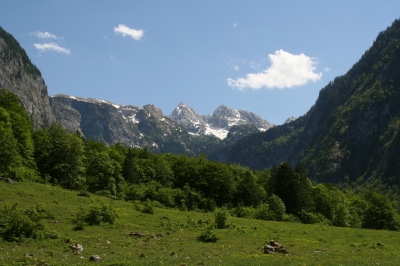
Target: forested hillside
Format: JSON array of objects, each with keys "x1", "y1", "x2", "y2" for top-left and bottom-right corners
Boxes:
[
  {"x1": 1, "y1": 88, "x2": 399, "y2": 231},
  {"x1": 209, "y1": 19, "x2": 400, "y2": 191}
]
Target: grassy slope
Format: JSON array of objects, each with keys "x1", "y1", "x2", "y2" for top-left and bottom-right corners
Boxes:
[{"x1": 1, "y1": 181, "x2": 399, "y2": 266}]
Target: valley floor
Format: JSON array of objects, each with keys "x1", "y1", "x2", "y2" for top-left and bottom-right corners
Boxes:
[{"x1": 1, "y1": 180, "x2": 399, "y2": 265}]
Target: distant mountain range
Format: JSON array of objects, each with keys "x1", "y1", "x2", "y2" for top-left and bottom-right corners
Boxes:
[
  {"x1": 1, "y1": 19, "x2": 400, "y2": 189},
  {"x1": 48, "y1": 94, "x2": 277, "y2": 155}
]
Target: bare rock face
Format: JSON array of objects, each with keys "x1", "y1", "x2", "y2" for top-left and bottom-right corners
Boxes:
[
  {"x1": 204, "y1": 105, "x2": 273, "y2": 131},
  {"x1": 285, "y1": 117, "x2": 296, "y2": 124},
  {"x1": 49, "y1": 95, "x2": 142, "y2": 147},
  {"x1": 170, "y1": 102, "x2": 209, "y2": 135},
  {"x1": 0, "y1": 26, "x2": 55, "y2": 130}
]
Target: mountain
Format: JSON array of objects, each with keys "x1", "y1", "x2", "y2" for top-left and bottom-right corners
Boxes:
[
  {"x1": 170, "y1": 102, "x2": 273, "y2": 139},
  {"x1": 0, "y1": 26, "x2": 275, "y2": 155},
  {"x1": 285, "y1": 117, "x2": 296, "y2": 124},
  {"x1": 49, "y1": 94, "x2": 224, "y2": 155},
  {"x1": 169, "y1": 102, "x2": 209, "y2": 135},
  {"x1": 209, "y1": 19, "x2": 400, "y2": 187},
  {"x1": 49, "y1": 95, "x2": 274, "y2": 155},
  {"x1": 0, "y1": 26, "x2": 55, "y2": 129}
]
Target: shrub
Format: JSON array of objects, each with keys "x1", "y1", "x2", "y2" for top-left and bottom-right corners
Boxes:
[
  {"x1": 25, "y1": 204, "x2": 55, "y2": 220},
  {"x1": 268, "y1": 194, "x2": 286, "y2": 221},
  {"x1": 214, "y1": 207, "x2": 229, "y2": 229},
  {"x1": 231, "y1": 206, "x2": 255, "y2": 219},
  {"x1": 299, "y1": 210, "x2": 332, "y2": 225},
  {"x1": 0, "y1": 203, "x2": 52, "y2": 242},
  {"x1": 78, "y1": 190, "x2": 90, "y2": 197},
  {"x1": 197, "y1": 229, "x2": 219, "y2": 243},
  {"x1": 255, "y1": 203, "x2": 272, "y2": 220},
  {"x1": 9, "y1": 167, "x2": 40, "y2": 182},
  {"x1": 141, "y1": 200, "x2": 154, "y2": 214},
  {"x1": 72, "y1": 204, "x2": 116, "y2": 229}
]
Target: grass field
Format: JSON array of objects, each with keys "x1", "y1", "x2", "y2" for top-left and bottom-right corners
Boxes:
[{"x1": 1, "y1": 180, "x2": 399, "y2": 265}]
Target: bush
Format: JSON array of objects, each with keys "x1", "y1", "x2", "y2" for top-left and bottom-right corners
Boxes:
[
  {"x1": 299, "y1": 210, "x2": 332, "y2": 225},
  {"x1": 0, "y1": 203, "x2": 51, "y2": 242},
  {"x1": 268, "y1": 194, "x2": 286, "y2": 221},
  {"x1": 72, "y1": 204, "x2": 116, "y2": 229},
  {"x1": 9, "y1": 167, "x2": 40, "y2": 182},
  {"x1": 197, "y1": 229, "x2": 219, "y2": 243},
  {"x1": 72, "y1": 206, "x2": 86, "y2": 230},
  {"x1": 214, "y1": 207, "x2": 229, "y2": 229},
  {"x1": 77, "y1": 190, "x2": 90, "y2": 197},
  {"x1": 231, "y1": 206, "x2": 255, "y2": 219},
  {"x1": 141, "y1": 200, "x2": 154, "y2": 214},
  {"x1": 25, "y1": 204, "x2": 55, "y2": 220},
  {"x1": 255, "y1": 203, "x2": 272, "y2": 220}
]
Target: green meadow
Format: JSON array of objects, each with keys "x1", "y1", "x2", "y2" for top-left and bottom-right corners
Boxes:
[{"x1": 1, "y1": 180, "x2": 399, "y2": 266}]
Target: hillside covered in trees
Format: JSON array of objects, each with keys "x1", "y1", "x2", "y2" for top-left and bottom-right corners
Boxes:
[
  {"x1": 209, "y1": 19, "x2": 400, "y2": 192},
  {"x1": 1, "y1": 88, "x2": 399, "y2": 231}
]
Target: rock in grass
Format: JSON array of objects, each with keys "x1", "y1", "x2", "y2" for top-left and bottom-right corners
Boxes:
[
  {"x1": 262, "y1": 240, "x2": 289, "y2": 254},
  {"x1": 89, "y1": 255, "x2": 101, "y2": 261},
  {"x1": 70, "y1": 243, "x2": 83, "y2": 253},
  {"x1": 129, "y1": 232, "x2": 145, "y2": 237}
]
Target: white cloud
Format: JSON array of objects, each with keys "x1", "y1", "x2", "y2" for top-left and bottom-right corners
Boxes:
[
  {"x1": 114, "y1": 24, "x2": 144, "y2": 40},
  {"x1": 233, "y1": 22, "x2": 238, "y2": 28},
  {"x1": 32, "y1": 31, "x2": 62, "y2": 40},
  {"x1": 249, "y1": 61, "x2": 260, "y2": 69},
  {"x1": 33, "y1": 43, "x2": 70, "y2": 55},
  {"x1": 324, "y1": 67, "x2": 331, "y2": 72},
  {"x1": 234, "y1": 65, "x2": 239, "y2": 71},
  {"x1": 227, "y1": 49, "x2": 322, "y2": 90}
]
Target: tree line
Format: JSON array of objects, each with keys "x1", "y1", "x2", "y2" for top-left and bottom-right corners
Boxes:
[{"x1": 1, "y1": 89, "x2": 399, "y2": 230}]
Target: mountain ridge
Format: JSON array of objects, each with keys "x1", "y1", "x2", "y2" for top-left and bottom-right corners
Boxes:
[
  {"x1": 209, "y1": 19, "x2": 400, "y2": 187},
  {"x1": 0, "y1": 26, "x2": 55, "y2": 129}
]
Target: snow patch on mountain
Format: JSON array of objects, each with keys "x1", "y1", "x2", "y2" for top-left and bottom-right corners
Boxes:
[{"x1": 170, "y1": 103, "x2": 274, "y2": 139}]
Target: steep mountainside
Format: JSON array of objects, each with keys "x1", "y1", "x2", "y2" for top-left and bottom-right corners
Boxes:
[
  {"x1": 169, "y1": 102, "x2": 209, "y2": 135},
  {"x1": 49, "y1": 94, "x2": 223, "y2": 155},
  {"x1": 0, "y1": 26, "x2": 55, "y2": 129},
  {"x1": 170, "y1": 102, "x2": 273, "y2": 139},
  {"x1": 209, "y1": 19, "x2": 400, "y2": 186}
]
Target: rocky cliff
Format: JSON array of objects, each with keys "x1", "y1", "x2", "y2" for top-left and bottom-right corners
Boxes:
[{"x1": 0, "y1": 26, "x2": 55, "y2": 129}]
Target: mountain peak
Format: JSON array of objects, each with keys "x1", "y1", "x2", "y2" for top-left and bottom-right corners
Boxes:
[
  {"x1": 170, "y1": 103, "x2": 273, "y2": 139},
  {"x1": 170, "y1": 103, "x2": 207, "y2": 135}
]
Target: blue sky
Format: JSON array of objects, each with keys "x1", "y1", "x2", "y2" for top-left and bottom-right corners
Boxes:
[{"x1": 1, "y1": 1, "x2": 399, "y2": 124}]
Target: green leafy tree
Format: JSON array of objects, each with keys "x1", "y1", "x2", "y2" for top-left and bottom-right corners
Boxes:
[
  {"x1": 33, "y1": 127, "x2": 52, "y2": 181},
  {"x1": 0, "y1": 107, "x2": 20, "y2": 175},
  {"x1": 362, "y1": 191, "x2": 399, "y2": 230},
  {"x1": 268, "y1": 194, "x2": 286, "y2": 221},
  {"x1": 0, "y1": 89, "x2": 35, "y2": 174},
  {"x1": 36, "y1": 122, "x2": 86, "y2": 189},
  {"x1": 86, "y1": 152, "x2": 123, "y2": 196},
  {"x1": 235, "y1": 170, "x2": 265, "y2": 206},
  {"x1": 312, "y1": 183, "x2": 350, "y2": 227},
  {"x1": 271, "y1": 162, "x2": 300, "y2": 214}
]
